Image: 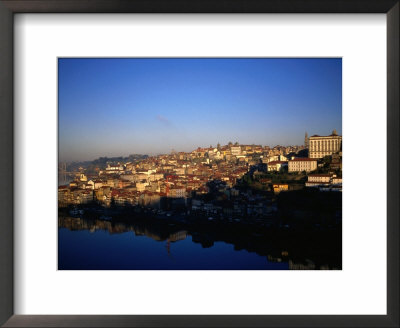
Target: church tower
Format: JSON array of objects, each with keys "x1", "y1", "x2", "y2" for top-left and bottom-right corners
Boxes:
[{"x1": 304, "y1": 132, "x2": 309, "y2": 148}]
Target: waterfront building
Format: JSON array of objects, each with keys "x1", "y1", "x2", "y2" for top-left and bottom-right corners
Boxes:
[
  {"x1": 289, "y1": 259, "x2": 316, "y2": 270},
  {"x1": 139, "y1": 191, "x2": 161, "y2": 208},
  {"x1": 332, "y1": 176, "x2": 342, "y2": 184},
  {"x1": 305, "y1": 173, "x2": 342, "y2": 192},
  {"x1": 309, "y1": 130, "x2": 342, "y2": 159},
  {"x1": 273, "y1": 184, "x2": 289, "y2": 193},
  {"x1": 288, "y1": 158, "x2": 317, "y2": 172},
  {"x1": 305, "y1": 173, "x2": 333, "y2": 187}
]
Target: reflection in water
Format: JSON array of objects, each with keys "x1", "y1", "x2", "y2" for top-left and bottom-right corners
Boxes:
[
  {"x1": 58, "y1": 216, "x2": 340, "y2": 270},
  {"x1": 59, "y1": 216, "x2": 187, "y2": 242}
]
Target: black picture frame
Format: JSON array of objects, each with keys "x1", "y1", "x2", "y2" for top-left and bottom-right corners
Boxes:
[{"x1": 0, "y1": 1, "x2": 398, "y2": 327}]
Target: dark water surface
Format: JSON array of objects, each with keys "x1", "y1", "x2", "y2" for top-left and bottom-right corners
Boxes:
[
  {"x1": 58, "y1": 213, "x2": 341, "y2": 270},
  {"x1": 58, "y1": 218, "x2": 289, "y2": 270}
]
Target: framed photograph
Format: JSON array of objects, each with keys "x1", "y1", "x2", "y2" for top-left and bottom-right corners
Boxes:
[
  {"x1": 0, "y1": 1, "x2": 398, "y2": 327},
  {"x1": 57, "y1": 57, "x2": 342, "y2": 271}
]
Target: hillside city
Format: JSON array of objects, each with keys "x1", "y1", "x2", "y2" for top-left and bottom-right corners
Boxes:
[{"x1": 59, "y1": 131, "x2": 342, "y2": 226}]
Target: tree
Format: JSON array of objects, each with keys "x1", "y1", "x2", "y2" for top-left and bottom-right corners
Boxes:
[
  {"x1": 322, "y1": 155, "x2": 332, "y2": 167},
  {"x1": 234, "y1": 141, "x2": 239, "y2": 146},
  {"x1": 228, "y1": 141, "x2": 233, "y2": 146},
  {"x1": 110, "y1": 196, "x2": 116, "y2": 208},
  {"x1": 217, "y1": 142, "x2": 221, "y2": 150}
]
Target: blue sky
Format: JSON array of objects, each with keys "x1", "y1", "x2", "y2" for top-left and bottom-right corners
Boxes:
[{"x1": 58, "y1": 58, "x2": 342, "y2": 162}]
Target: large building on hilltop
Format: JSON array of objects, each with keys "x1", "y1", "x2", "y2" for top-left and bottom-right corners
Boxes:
[
  {"x1": 309, "y1": 130, "x2": 342, "y2": 159},
  {"x1": 288, "y1": 158, "x2": 317, "y2": 172}
]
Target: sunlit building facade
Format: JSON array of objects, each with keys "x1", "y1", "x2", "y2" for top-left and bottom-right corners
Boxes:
[
  {"x1": 288, "y1": 158, "x2": 317, "y2": 172},
  {"x1": 309, "y1": 130, "x2": 342, "y2": 159}
]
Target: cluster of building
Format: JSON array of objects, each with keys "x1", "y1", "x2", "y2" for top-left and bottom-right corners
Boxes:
[
  {"x1": 59, "y1": 131, "x2": 342, "y2": 215},
  {"x1": 305, "y1": 173, "x2": 343, "y2": 191}
]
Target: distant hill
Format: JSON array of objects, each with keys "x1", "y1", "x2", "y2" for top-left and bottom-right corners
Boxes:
[{"x1": 66, "y1": 154, "x2": 148, "y2": 172}]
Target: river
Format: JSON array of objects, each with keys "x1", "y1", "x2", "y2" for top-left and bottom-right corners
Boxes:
[
  {"x1": 58, "y1": 215, "x2": 341, "y2": 270},
  {"x1": 58, "y1": 216, "x2": 290, "y2": 270}
]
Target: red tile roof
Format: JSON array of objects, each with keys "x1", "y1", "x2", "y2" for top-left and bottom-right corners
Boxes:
[
  {"x1": 290, "y1": 158, "x2": 317, "y2": 161},
  {"x1": 268, "y1": 161, "x2": 288, "y2": 165},
  {"x1": 308, "y1": 174, "x2": 332, "y2": 177}
]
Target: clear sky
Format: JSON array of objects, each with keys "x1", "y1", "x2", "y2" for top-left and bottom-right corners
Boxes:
[{"x1": 59, "y1": 58, "x2": 342, "y2": 162}]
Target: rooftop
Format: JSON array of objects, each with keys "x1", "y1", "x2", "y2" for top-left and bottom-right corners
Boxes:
[
  {"x1": 290, "y1": 158, "x2": 317, "y2": 162},
  {"x1": 268, "y1": 161, "x2": 288, "y2": 165}
]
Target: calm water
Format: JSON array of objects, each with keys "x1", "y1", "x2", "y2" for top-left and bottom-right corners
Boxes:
[{"x1": 58, "y1": 220, "x2": 289, "y2": 270}]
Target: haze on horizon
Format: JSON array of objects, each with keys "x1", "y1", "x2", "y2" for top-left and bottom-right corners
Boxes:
[{"x1": 59, "y1": 58, "x2": 342, "y2": 162}]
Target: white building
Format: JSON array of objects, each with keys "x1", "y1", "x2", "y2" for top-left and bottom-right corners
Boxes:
[
  {"x1": 230, "y1": 146, "x2": 242, "y2": 156},
  {"x1": 305, "y1": 174, "x2": 333, "y2": 187},
  {"x1": 267, "y1": 161, "x2": 288, "y2": 172},
  {"x1": 105, "y1": 164, "x2": 124, "y2": 173},
  {"x1": 309, "y1": 130, "x2": 342, "y2": 159},
  {"x1": 332, "y1": 176, "x2": 342, "y2": 184},
  {"x1": 288, "y1": 158, "x2": 317, "y2": 172}
]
